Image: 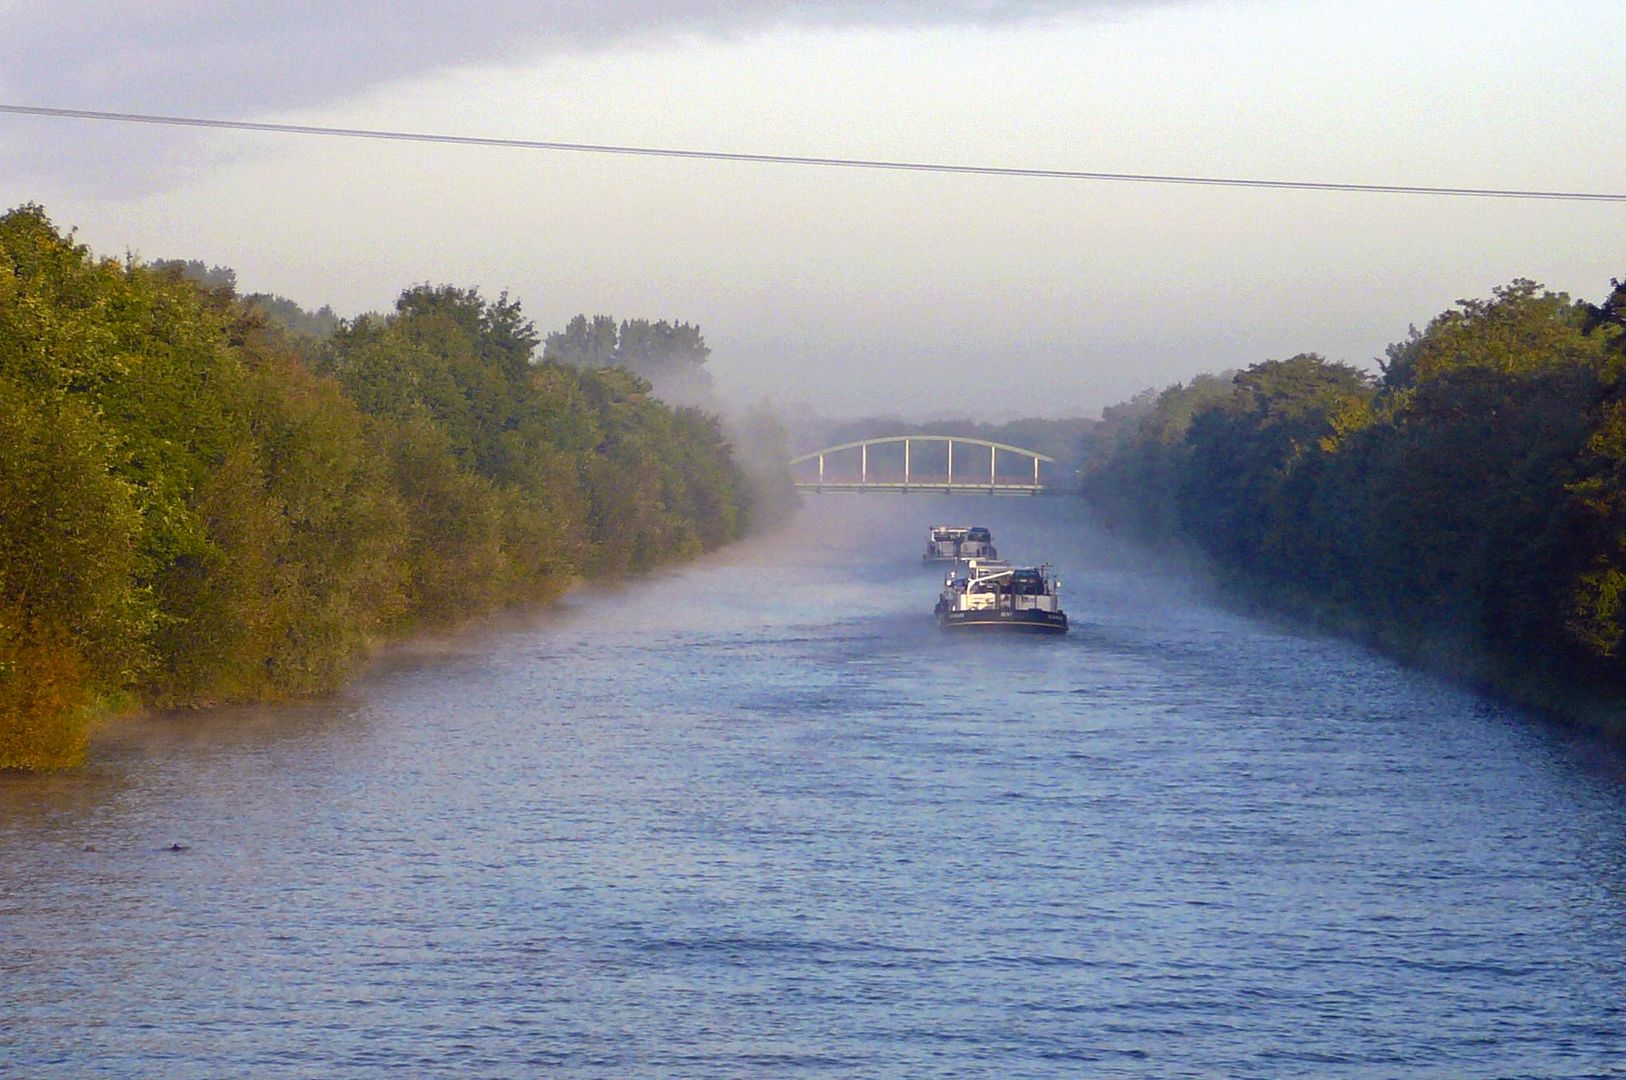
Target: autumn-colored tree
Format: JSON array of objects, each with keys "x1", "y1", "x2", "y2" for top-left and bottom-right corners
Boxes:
[{"x1": 1, "y1": 206, "x2": 758, "y2": 768}]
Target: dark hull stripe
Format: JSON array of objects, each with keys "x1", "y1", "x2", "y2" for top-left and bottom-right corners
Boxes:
[{"x1": 937, "y1": 610, "x2": 1068, "y2": 633}]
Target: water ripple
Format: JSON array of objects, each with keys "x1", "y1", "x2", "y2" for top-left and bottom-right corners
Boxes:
[{"x1": 4, "y1": 497, "x2": 1626, "y2": 1077}]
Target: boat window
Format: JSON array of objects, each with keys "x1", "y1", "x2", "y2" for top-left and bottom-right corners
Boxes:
[{"x1": 1010, "y1": 570, "x2": 1045, "y2": 595}]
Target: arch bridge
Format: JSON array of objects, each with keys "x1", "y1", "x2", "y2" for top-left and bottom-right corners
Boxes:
[{"x1": 789, "y1": 435, "x2": 1057, "y2": 495}]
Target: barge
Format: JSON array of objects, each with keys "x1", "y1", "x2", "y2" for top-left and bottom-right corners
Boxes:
[
  {"x1": 934, "y1": 558, "x2": 1068, "y2": 633},
  {"x1": 923, "y1": 525, "x2": 997, "y2": 564}
]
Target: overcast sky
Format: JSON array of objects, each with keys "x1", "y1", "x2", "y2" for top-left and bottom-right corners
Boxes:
[{"x1": 3, "y1": 0, "x2": 1623, "y2": 418}]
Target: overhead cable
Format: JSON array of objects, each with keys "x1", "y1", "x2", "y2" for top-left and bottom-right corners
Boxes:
[{"x1": 3, "y1": 103, "x2": 1623, "y2": 203}]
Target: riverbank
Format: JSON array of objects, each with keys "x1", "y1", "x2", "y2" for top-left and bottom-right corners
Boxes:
[
  {"x1": 1, "y1": 204, "x2": 764, "y2": 770},
  {"x1": 1083, "y1": 498, "x2": 1626, "y2": 749},
  {"x1": 1206, "y1": 557, "x2": 1626, "y2": 747},
  {"x1": 1079, "y1": 276, "x2": 1626, "y2": 748}
]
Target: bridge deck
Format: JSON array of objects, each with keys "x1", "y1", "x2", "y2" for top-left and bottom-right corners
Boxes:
[{"x1": 795, "y1": 481, "x2": 1048, "y2": 495}]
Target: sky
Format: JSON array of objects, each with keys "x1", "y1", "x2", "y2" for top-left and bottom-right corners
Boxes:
[{"x1": 3, "y1": 0, "x2": 1624, "y2": 418}]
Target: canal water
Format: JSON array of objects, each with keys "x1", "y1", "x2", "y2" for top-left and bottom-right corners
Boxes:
[{"x1": 4, "y1": 496, "x2": 1626, "y2": 1077}]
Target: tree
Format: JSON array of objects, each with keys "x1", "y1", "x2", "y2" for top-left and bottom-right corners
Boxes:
[
  {"x1": 0, "y1": 380, "x2": 147, "y2": 767},
  {"x1": 542, "y1": 314, "x2": 618, "y2": 368},
  {"x1": 1381, "y1": 279, "x2": 1608, "y2": 388},
  {"x1": 1177, "y1": 355, "x2": 1373, "y2": 572},
  {"x1": 543, "y1": 314, "x2": 714, "y2": 402},
  {"x1": 0, "y1": 205, "x2": 755, "y2": 768},
  {"x1": 150, "y1": 258, "x2": 237, "y2": 293}
]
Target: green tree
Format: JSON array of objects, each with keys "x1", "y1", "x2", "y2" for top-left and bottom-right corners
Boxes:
[
  {"x1": 0, "y1": 380, "x2": 147, "y2": 767},
  {"x1": 543, "y1": 314, "x2": 714, "y2": 402},
  {"x1": 1381, "y1": 279, "x2": 1606, "y2": 387},
  {"x1": 1, "y1": 206, "x2": 755, "y2": 768},
  {"x1": 1177, "y1": 355, "x2": 1373, "y2": 572},
  {"x1": 1081, "y1": 276, "x2": 1626, "y2": 725},
  {"x1": 542, "y1": 313, "x2": 619, "y2": 368}
]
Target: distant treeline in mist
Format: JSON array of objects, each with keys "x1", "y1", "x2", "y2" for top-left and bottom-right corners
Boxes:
[
  {"x1": 542, "y1": 313, "x2": 712, "y2": 405},
  {"x1": 1081, "y1": 277, "x2": 1626, "y2": 732},
  {"x1": 0, "y1": 204, "x2": 754, "y2": 769}
]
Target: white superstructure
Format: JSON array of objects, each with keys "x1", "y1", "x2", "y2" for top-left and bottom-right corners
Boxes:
[
  {"x1": 934, "y1": 558, "x2": 1067, "y2": 633},
  {"x1": 922, "y1": 525, "x2": 997, "y2": 563}
]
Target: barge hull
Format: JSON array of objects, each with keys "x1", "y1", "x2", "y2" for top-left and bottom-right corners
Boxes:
[{"x1": 936, "y1": 609, "x2": 1068, "y2": 633}]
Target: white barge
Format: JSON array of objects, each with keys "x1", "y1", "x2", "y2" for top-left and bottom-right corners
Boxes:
[
  {"x1": 934, "y1": 558, "x2": 1068, "y2": 633},
  {"x1": 923, "y1": 525, "x2": 997, "y2": 564}
]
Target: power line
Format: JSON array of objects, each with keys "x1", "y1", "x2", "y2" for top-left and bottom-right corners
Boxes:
[{"x1": 4, "y1": 102, "x2": 1624, "y2": 203}]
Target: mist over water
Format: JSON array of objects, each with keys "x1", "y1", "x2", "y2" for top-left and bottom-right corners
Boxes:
[{"x1": 4, "y1": 496, "x2": 1626, "y2": 1077}]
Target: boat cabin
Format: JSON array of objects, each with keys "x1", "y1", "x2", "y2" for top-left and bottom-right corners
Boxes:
[{"x1": 923, "y1": 524, "x2": 998, "y2": 563}]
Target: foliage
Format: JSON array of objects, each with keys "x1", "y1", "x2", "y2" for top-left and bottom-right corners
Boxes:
[
  {"x1": 0, "y1": 205, "x2": 752, "y2": 769},
  {"x1": 1176, "y1": 355, "x2": 1373, "y2": 575},
  {"x1": 1081, "y1": 276, "x2": 1626, "y2": 722},
  {"x1": 244, "y1": 293, "x2": 341, "y2": 341},
  {"x1": 324, "y1": 288, "x2": 749, "y2": 581},
  {"x1": 0, "y1": 379, "x2": 145, "y2": 767},
  {"x1": 150, "y1": 258, "x2": 237, "y2": 293},
  {"x1": 1079, "y1": 373, "x2": 1234, "y2": 536},
  {"x1": 1380, "y1": 279, "x2": 1607, "y2": 388},
  {"x1": 542, "y1": 313, "x2": 713, "y2": 402}
]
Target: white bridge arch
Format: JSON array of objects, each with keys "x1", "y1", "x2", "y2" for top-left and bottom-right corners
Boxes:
[{"x1": 788, "y1": 435, "x2": 1057, "y2": 495}]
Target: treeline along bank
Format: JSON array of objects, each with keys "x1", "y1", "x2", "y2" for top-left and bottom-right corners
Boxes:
[
  {"x1": 1082, "y1": 276, "x2": 1626, "y2": 736},
  {"x1": 0, "y1": 205, "x2": 754, "y2": 769}
]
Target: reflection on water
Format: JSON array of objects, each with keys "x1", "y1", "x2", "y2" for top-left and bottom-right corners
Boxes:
[{"x1": 5, "y1": 496, "x2": 1626, "y2": 1077}]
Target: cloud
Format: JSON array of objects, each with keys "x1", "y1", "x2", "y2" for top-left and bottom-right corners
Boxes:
[
  {"x1": 2, "y1": 4, "x2": 1142, "y2": 107},
  {"x1": 1, "y1": 2, "x2": 1168, "y2": 196}
]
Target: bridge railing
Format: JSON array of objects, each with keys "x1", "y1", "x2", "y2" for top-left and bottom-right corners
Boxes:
[{"x1": 788, "y1": 435, "x2": 1057, "y2": 494}]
